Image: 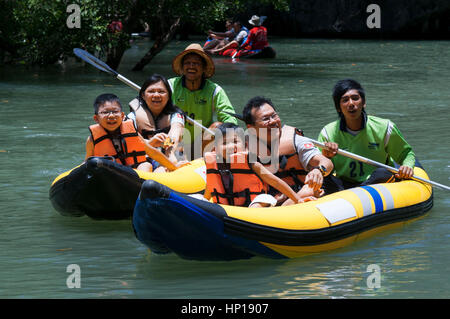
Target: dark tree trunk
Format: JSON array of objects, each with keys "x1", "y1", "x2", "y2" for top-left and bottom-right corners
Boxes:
[
  {"x1": 132, "y1": 17, "x2": 181, "y2": 71},
  {"x1": 106, "y1": 43, "x2": 127, "y2": 71},
  {"x1": 105, "y1": 0, "x2": 143, "y2": 70},
  {"x1": 0, "y1": 38, "x2": 18, "y2": 57}
]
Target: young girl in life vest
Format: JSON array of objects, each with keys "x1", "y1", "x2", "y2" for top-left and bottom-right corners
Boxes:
[
  {"x1": 204, "y1": 123, "x2": 317, "y2": 207},
  {"x1": 85, "y1": 93, "x2": 186, "y2": 172}
]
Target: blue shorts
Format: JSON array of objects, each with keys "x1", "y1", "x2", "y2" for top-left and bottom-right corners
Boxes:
[{"x1": 149, "y1": 159, "x2": 161, "y2": 171}]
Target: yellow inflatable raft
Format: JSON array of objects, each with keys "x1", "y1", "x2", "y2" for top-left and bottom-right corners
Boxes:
[
  {"x1": 132, "y1": 166, "x2": 433, "y2": 260},
  {"x1": 49, "y1": 156, "x2": 206, "y2": 219}
]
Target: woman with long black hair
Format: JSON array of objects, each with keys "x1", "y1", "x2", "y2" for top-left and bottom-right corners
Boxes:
[{"x1": 128, "y1": 73, "x2": 185, "y2": 163}]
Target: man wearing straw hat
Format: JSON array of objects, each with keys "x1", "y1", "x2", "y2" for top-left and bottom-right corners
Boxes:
[{"x1": 169, "y1": 43, "x2": 238, "y2": 159}]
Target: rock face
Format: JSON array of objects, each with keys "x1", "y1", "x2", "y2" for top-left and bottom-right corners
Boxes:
[{"x1": 240, "y1": 0, "x2": 450, "y2": 38}]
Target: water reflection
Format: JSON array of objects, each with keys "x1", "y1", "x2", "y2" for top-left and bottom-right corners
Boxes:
[
  {"x1": 246, "y1": 224, "x2": 431, "y2": 298},
  {"x1": 127, "y1": 220, "x2": 432, "y2": 298}
]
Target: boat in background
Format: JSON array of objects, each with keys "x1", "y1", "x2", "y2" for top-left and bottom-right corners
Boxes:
[{"x1": 211, "y1": 46, "x2": 276, "y2": 59}]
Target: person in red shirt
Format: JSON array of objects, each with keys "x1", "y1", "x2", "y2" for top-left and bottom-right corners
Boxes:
[
  {"x1": 240, "y1": 15, "x2": 268, "y2": 51},
  {"x1": 108, "y1": 21, "x2": 123, "y2": 33}
]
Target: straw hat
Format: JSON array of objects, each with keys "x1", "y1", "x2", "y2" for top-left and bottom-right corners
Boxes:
[
  {"x1": 172, "y1": 43, "x2": 215, "y2": 78},
  {"x1": 248, "y1": 15, "x2": 267, "y2": 27}
]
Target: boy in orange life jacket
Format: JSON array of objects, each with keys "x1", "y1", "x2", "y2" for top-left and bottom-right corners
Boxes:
[
  {"x1": 85, "y1": 93, "x2": 183, "y2": 172},
  {"x1": 204, "y1": 123, "x2": 316, "y2": 207}
]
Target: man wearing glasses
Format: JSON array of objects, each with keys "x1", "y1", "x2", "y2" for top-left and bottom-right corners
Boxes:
[{"x1": 243, "y1": 96, "x2": 337, "y2": 204}]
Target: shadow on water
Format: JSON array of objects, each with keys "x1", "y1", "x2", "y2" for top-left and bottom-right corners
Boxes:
[
  {"x1": 51, "y1": 213, "x2": 135, "y2": 240},
  {"x1": 130, "y1": 213, "x2": 435, "y2": 298},
  {"x1": 133, "y1": 248, "x2": 373, "y2": 298},
  {"x1": 135, "y1": 251, "x2": 283, "y2": 281}
]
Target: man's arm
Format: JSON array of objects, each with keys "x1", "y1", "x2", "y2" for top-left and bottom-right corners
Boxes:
[
  {"x1": 304, "y1": 153, "x2": 334, "y2": 191},
  {"x1": 251, "y1": 162, "x2": 301, "y2": 204},
  {"x1": 208, "y1": 30, "x2": 234, "y2": 39},
  {"x1": 385, "y1": 122, "x2": 415, "y2": 179},
  {"x1": 213, "y1": 86, "x2": 238, "y2": 125},
  {"x1": 210, "y1": 40, "x2": 239, "y2": 54}
]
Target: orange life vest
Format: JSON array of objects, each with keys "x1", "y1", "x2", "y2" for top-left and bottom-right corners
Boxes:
[
  {"x1": 129, "y1": 98, "x2": 171, "y2": 139},
  {"x1": 277, "y1": 125, "x2": 309, "y2": 191},
  {"x1": 263, "y1": 125, "x2": 308, "y2": 192},
  {"x1": 89, "y1": 120, "x2": 148, "y2": 168},
  {"x1": 205, "y1": 151, "x2": 268, "y2": 207}
]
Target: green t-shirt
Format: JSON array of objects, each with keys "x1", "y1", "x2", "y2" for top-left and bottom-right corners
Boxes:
[
  {"x1": 169, "y1": 77, "x2": 238, "y2": 142},
  {"x1": 318, "y1": 115, "x2": 415, "y2": 183}
]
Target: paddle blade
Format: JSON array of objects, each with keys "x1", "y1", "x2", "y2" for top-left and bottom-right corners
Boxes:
[{"x1": 73, "y1": 48, "x2": 118, "y2": 76}]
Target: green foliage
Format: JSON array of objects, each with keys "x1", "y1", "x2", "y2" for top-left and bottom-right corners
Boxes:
[
  {"x1": 1, "y1": 0, "x2": 289, "y2": 66},
  {"x1": 145, "y1": 0, "x2": 288, "y2": 34},
  {"x1": 2, "y1": 0, "x2": 129, "y2": 64}
]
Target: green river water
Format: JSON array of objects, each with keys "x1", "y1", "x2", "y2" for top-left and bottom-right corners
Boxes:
[{"x1": 0, "y1": 37, "x2": 449, "y2": 299}]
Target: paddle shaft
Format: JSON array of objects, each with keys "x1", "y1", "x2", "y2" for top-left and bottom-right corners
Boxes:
[{"x1": 311, "y1": 139, "x2": 450, "y2": 191}]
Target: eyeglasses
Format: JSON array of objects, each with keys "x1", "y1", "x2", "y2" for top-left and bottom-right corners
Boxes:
[
  {"x1": 257, "y1": 113, "x2": 279, "y2": 124},
  {"x1": 98, "y1": 110, "x2": 121, "y2": 116}
]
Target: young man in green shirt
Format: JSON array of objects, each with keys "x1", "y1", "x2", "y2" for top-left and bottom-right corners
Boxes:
[
  {"x1": 169, "y1": 43, "x2": 238, "y2": 159},
  {"x1": 318, "y1": 79, "x2": 415, "y2": 189}
]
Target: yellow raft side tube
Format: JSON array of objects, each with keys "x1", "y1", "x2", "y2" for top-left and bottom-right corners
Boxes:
[
  {"x1": 134, "y1": 159, "x2": 206, "y2": 193},
  {"x1": 51, "y1": 164, "x2": 83, "y2": 185},
  {"x1": 221, "y1": 167, "x2": 433, "y2": 257},
  {"x1": 51, "y1": 158, "x2": 207, "y2": 194}
]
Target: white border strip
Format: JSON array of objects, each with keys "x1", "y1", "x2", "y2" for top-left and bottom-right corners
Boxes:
[
  {"x1": 349, "y1": 187, "x2": 373, "y2": 216},
  {"x1": 370, "y1": 184, "x2": 394, "y2": 210}
]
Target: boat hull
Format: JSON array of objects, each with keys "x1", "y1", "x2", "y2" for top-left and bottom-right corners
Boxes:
[
  {"x1": 133, "y1": 166, "x2": 433, "y2": 260},
  {"x1": 49, "y1": 157, "x2": 206, "y2": 220}
]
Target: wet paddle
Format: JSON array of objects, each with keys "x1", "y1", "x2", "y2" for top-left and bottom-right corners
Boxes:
[{"x1": 73, "y1": 48, "x2": 215, "y2": 136}]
